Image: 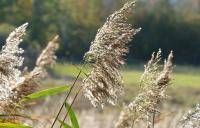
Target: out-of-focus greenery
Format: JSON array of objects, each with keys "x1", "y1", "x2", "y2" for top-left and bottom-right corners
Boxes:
[
  {"x1": 0, "y1": 0, "x2": 200, "y2": 64},
  {"x1": 53, "y1": 63, "x2": 91, "y2": 78},
  {"x1": 52, "y1": 63, "x2": 200, "y2": 87}
]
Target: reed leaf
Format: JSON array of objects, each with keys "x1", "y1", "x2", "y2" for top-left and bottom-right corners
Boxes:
[
  {"x1": 58, "y1": 119, "x2": 72, "y2": 128},
  {"x1": 0, "y1": 123, "x2": 32, "y2": 128},
  {"x1": 20, "y1": 86, "x2": 70, "y2": 102},
  {"x1": 64, "y1": 102, "x2": 79, "y2": 128}
]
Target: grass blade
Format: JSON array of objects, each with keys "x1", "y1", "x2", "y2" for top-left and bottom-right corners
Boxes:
[
  {"x1": 58, "y1": 119, "x2": 72, "y2": 128},
  {"x1": 0, "y1": 123, "x2": 32, "y2": 128},
  {"x1": 21, "y1": 85, "x2": 70, "y2": 102},
  {"x1": 64, "y1": 103, "x2": 79, "y2": 128}
]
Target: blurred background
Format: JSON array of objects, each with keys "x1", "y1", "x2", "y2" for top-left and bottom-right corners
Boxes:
[{"x1": 0, "y1": 0, "x2": 200, "y2": 127}]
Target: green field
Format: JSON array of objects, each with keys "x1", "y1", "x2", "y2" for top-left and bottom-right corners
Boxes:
[{"x1": 52, "y1": 63, "x2": 200, "y2": 88}]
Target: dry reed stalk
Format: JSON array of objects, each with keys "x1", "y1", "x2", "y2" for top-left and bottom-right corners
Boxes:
[
  {"x1": 0, "y1": 23, "x2": 28, "y2": 114},
  {"x1": 179, "y1": 104, "x2": 200, "y2": 128},
  {"x1": 82, "y1": 0, "x2": 141, "y2": 108},
  {"x1": 14, "y1": 35, "x2": 59, "y2": 99},
  {"x1": 115, "y1": 49, "x2": 173, "y2": 128},
  {"x1": 0, "y1": 24, "x2": 59, "y2": 116}
]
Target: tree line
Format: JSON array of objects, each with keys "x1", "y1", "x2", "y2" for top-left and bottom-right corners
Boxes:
[{"x1": 0, "y1": 0, "x2": 200, "y2": 65}]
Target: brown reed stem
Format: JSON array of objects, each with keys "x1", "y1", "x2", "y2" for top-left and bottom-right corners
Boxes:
[
  {"x1": 59, "y1": 86, "x2": 82, "y2": 128},
  {"x1": 51, "y1": 71, "x2": 81, "y2": 128},
  {"x1": 72, "y1": 63, "x2": 89, "y2": 77},
  {"x1": 51, "y1": 63, "x2": 85, "y2": 128}
]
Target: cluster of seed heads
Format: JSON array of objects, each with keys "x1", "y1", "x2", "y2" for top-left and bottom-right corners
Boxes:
[
  {"x1": 1, "y1": 1, "x2": 198, "y2": 128},
  {"x1": 179, "y1": 104, "x2": 200, "y2": 128},
  {"x1": 0, "y1": 23, "x2": 59, "y2": 114},
  {"x1": 115, "y1": 49, "x2": 173, "y2": 128},
  {"x1": 82, "y1": 1, "x2": 141, "y2": 108}
]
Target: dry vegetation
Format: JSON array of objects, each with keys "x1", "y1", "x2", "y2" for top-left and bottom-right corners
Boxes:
[{"x1": 0, "y1": 0, "x2": 199, "y2": 128}]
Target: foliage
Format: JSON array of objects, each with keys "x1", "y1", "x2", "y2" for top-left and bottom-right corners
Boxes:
[
  {"x1": 0, "y1": 0, "x2": 200, "y2": 64},
  {"x1": 57, "y1": 102, "x2": 80, "y2": 128},
  {"x1": 58, "y1": 120, "x2": 72, "y2": 128},
  {"x1": 64, "y1": 103, "x2": 79, "y2": 128},
  {"x1": 21, "y1": 85, "x2": 70, "y2": 102},
  {"x1": 0, "y1": 123, "x2": 32, "y2": 128},
  {"x1": 0, "y1": 1, "x2": 199, "y2": 128}
]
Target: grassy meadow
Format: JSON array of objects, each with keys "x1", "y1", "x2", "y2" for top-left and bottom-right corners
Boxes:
[
  {"x1": 50, "y1": 63, "x2": 200, "y2": 108},
  {"x1": 52, "y1": 63, "x2": 200, "y2": 87}
]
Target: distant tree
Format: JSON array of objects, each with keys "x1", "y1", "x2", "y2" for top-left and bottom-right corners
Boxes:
[{"x1": 0, "y1": 0, "x2": 200, "y2": 64}]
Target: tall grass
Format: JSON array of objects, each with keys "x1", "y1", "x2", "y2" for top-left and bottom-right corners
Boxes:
[
  {"x1": 0, "y1": 23, "x2": 60, "y2": 127},
  {"x1": 0, "y1": 0, "x2": 199, "y2": 128}
]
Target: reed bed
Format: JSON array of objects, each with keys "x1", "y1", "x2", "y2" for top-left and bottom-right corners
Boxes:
[{"x1": 0, "y1": 0, "x2": 199, "y2": 128}]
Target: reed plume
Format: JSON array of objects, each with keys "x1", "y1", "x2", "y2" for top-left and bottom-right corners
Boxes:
[
  {"x1": 179, "y1": 104, "x2": 200, "y2": 128},
  {"x1": 0, "y1": 23, "x2": 28, "y2": 114},
  {"x1": 14, "y1": 35, "x2": 59, "y2": 100},
  {"x1": 0, "y1": 24, "x2": 59, "y2": 114},
  {"x1": 115, "y1": 49, "x2": 173, "y2": 128},
  {"x1": 82, "y1": 0, "x2": 141, "y2": 108}
]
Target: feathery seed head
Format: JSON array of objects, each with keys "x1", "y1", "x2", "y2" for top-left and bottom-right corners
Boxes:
[
  {"x1": 84, "y1": 1, "x2": 141, "y2": 62},
  {"x1": 36, "y1": 35, "x2": 59, "y2": 68},
  {"x1": 179, "y1": 104, "x2": 200, "y2": 128},
  {"x1": 115, "y1": 49, "x2": 174, "y2": 128},
  {"x1": 0, "y1": 32, "x2": 59, "y2": 114},
  {"x1": 14, "y1": 36, "x2": 59, "y2": 100},
  {"x1": 0, "y1": 23, "x2": 28, "y2": 114},
  {"x1": 82, "y1": 1, "x2": 140, "y2": 108}
]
